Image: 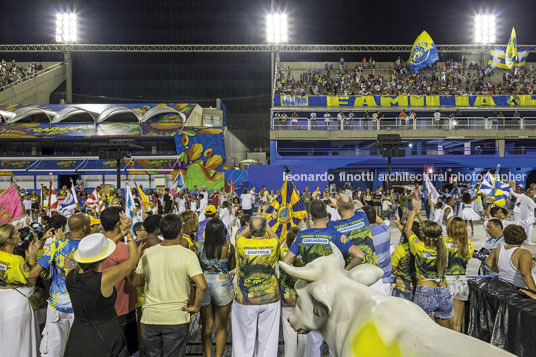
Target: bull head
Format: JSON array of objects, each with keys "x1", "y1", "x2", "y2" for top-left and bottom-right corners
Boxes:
[{"x1": 280, "y1": 242, "x2": 384, "y2": 333}]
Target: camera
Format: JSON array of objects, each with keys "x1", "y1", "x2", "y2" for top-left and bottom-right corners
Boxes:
[{"x1": 473, "y1": 247, "x2": 491, "y2": 261}]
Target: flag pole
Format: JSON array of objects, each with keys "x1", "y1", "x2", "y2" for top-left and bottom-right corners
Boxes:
[
  {"x1": 70, "y1": 178, "x2": 79, "y2": 210},
  {"x1": 47, "y1": 172, "x2": 53, "y2": 216},
  {"x1": 490, "y1": 164, "x2": 501, "y2": 205}
]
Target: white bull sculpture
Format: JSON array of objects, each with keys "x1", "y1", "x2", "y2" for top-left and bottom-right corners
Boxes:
[{"x1": 279, "y1": 242, "x2": 514, "y2": 357}]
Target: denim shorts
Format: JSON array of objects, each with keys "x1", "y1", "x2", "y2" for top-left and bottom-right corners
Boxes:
[
  {"x1": 201, "y1": 272, "x2": 234, "y2": 307},
  {"x1": 413, "y1": 285, "x2": 454, "y2": 319},
  {"x1": 391, "y1": 288, "x2": 414, "y2": 302}
]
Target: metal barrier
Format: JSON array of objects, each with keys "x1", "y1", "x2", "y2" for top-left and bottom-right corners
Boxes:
[
  {"x1": 523, "y1": 117, "x2": 536, "y2": 129},
  {"x1": 271, "y1": 116, "x2": 536, "y2": 131},
  {"x1": 0, "y1": 62, "x2": 64, "y2": 93}
]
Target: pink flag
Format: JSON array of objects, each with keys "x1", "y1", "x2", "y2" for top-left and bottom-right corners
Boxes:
[{"x1": 0, "y1": 184, "x2": 25, "y2": 223}]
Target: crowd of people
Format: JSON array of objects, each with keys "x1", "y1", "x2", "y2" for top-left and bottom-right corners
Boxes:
[
  {"x1": 0, "y1": 59, "x2": 44, "y2": 89},
  {"x1": 274, "y1": 57, "x2": 536, "y2": 97},
  {"x1": 1, "y1": 178, "x2": 536, "y2": 357}
]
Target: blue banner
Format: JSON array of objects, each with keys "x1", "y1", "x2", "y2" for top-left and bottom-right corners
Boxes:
[{"x1": 274, "y1": 95, "x2": 535, "y2": 107}]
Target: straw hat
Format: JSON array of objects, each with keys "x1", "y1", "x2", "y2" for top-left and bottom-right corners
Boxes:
[{"x1": 74, "y1": 233, "x2": 116, "y2": 264}]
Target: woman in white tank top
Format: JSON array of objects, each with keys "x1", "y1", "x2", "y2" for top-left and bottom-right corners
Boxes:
[{"x1": 485, "y1": 224, "x2": 536, "y2": 290}]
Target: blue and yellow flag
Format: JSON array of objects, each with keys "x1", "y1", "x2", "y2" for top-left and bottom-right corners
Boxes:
[
  {"x1": 479, "y1": 172, "x2": 511, "y2": 207},
  {"x1": 505, "y1": 27, "x2": 518, "y2": 69},
  {"x1": 265, "y1": 179, "x2": 307, "y2": 243},
  {"x1": 408, "y1": 31, "x2": 439, "y2": 72},
  {"x1": 488, "y1": 46, "x2": 530, "y2": 69}
]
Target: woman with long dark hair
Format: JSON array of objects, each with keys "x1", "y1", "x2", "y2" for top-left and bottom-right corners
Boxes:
[
  {"x1": 197, "y1": 219, "x2": 235, "y2": 357},
  {"x1": 405, "y1": 199, "x2": 453, "y2": 327},
  {"x1": 63, "y1": 233, "x2": 143, "y2": 357}
]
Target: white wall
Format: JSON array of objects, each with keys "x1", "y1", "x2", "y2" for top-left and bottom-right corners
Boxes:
[{"x1": 225, "y1": 129, "x2": 248, "y2": 169}]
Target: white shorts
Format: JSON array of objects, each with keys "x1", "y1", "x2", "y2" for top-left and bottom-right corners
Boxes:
[{"x1": 446, "y1": 275, "x2": 469, "y2": 301}]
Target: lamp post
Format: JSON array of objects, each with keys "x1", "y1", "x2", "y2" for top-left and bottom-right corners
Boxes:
[{"x1": 55, "y1": 12, "x2": 78, "y2": 103}]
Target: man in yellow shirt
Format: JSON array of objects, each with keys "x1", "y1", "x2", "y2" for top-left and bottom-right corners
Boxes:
[
  {"x1": 132, "y1": 214, "x2": 207, "y2": 357},
  {"x1": 232, "y1": 216, "x2": 280, "y2": 357}
]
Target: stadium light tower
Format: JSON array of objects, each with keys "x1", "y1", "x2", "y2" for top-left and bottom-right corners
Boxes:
[
  {"x1": 266, "y1": 9, "x2": 288, "y2": 99},
  {"x1": 265, "y1": 13, "x2": 288, "y2": 44},
  {"x1": 474, "y1": 14, "x2": 496, "y2": 44},
  {"x1": 55, "y1": 13, "x2": 78, "y2": 43},
  {"x1": 55, "y1": 12, "x2": 78, "y2": 104}
]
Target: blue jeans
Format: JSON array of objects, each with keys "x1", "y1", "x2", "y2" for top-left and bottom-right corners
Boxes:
[{"x1": 413, "y1": 285, "x2": 453, "y2": 319}]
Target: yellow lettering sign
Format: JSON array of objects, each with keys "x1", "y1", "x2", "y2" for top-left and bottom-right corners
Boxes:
[{"x1": 379, "y1": 96, "x2": 409, "y2": 107}]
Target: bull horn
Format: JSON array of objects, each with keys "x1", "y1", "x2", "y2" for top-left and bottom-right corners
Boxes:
[
  {"x1": 279, "y1": 261, "x2": 323, "y2": 282},
  {"x1": 329, "y1": 242, "x2": 345, "y2": 269}
]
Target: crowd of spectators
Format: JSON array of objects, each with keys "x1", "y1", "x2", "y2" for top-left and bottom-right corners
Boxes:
[
  {"x1": 0, "y1": 59, "x2": 44, "y2": 89},
  {"x1": 275, "y1": 57, "x2": 536, "y2": 97},
  {"x1": 2, "y1": 178, "x2": 536, "y2": 356}
]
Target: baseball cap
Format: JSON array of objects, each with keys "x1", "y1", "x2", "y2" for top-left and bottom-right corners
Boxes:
[
  {"x1": 90, "y1": 216, "x2": 101, "y2": 226},
  {"x1": 205, "y1": 205, "x2": 217, "y2": 215}
]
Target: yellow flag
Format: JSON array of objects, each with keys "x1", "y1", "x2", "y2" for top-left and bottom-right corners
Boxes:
[
  {"x1": 136, "y1": 182, "x2": 150, "y2": 210},
  {"x1": 505, "y1": 27, "x2": 518, "y2": 69}
]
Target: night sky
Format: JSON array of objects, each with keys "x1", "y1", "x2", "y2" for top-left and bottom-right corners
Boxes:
[
  {"x1": 2, "y1": 0, "x2": 535, "y2": 45},
  {"x1": 1, "y1": 0, "x2": 535, "y2": 149}
]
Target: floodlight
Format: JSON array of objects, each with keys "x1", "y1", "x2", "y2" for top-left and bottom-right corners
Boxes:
[
  {"x1": 474, "y1": 14, "x2": 496, "y2": 44},
  {"x1": 55, "y1": 12, "x2": 78, "y2": 43},
  {"x1": 428, "y1": 168, "x2": 433, "y2": 174},
  {"x1": 266, "y1": 13, "x2": 288, "y2": 44}
]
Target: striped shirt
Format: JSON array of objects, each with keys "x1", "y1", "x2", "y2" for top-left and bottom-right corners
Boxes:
[{"x1": 371, "y1": 224, "x2": 392, "y2": 283}]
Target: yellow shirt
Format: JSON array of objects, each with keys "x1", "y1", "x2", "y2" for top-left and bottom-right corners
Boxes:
[
  {"x1": 445, "y1": 237, "x2": 474, "y2": 275},
  {"x1": 408, "y1": 234, "x2": 449, "y2": 282},
  {"x1": 391, "y1": 243, "x2": 416, "y2": 293},
  {"x1": 235, "y1": 236, "x2": 280, "y2": 305},
  {"x1": 0, "y1": 251, "x2": 30, "y2": 286},
  {"x1": 135, "y1": 244, "x2": 203, "y2": 325}
]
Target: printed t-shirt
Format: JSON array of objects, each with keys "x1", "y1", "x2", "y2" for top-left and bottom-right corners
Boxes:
[
  {"x1": 391, "y1": 243, "x2": 416, "y2": 293},
  {"x1": 445, "y1": 237, "x2": 474, "y2": 275},
  {"x1": 408, "y1": 234, "x2": 449, "y2": 282},
  {"x1": 196, "y1": 219, "x2": 230, "y2": 242},
  {"x1": 135, "y1": 244, "x2": 203, "y2": 325},
  {"x1": 372, "y1": 224, "x2": 392, "y2": 283},
  {"x1": 327, "y1": 210, "x2": 378, "y2": 266},
  {"x1": 37, "y1": 238, "x2": 81, "y2": 313},
  {"x1": 235, "y1": 236, "x2": 280, "y2": 305},
  {"x1": 279, "y1": 245, "x2": 304, "y2": 307},
  {"x1": 0, "y1": 251, "x2": 30, "y2": 286},
  {"x1": 289, "y1": 227, "x2": 353, "y2": 265}
]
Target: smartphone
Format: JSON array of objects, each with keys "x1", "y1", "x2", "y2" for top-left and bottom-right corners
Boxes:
[{"x1": 389, "y1": 214, "x2": 397, "y2": 221}]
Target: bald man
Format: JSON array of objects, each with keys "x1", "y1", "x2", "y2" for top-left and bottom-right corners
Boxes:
[
  {"x1": 29, "y1": 213, "x2": 90, "y2": 357},
  {"x1": 327, "y1": 194, "x2": 376, "y2": 266}
]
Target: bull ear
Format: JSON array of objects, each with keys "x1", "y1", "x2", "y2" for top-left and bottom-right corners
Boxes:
[
  {"x1": 346, "y1": 264, "x2": 384, "y2": 286},
  {"x1": 279, "y1": 261, "x2": 323, "y2": 282},
  {"x1": 311, "y1": 285, "x2": 332, "y2": 318}
]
